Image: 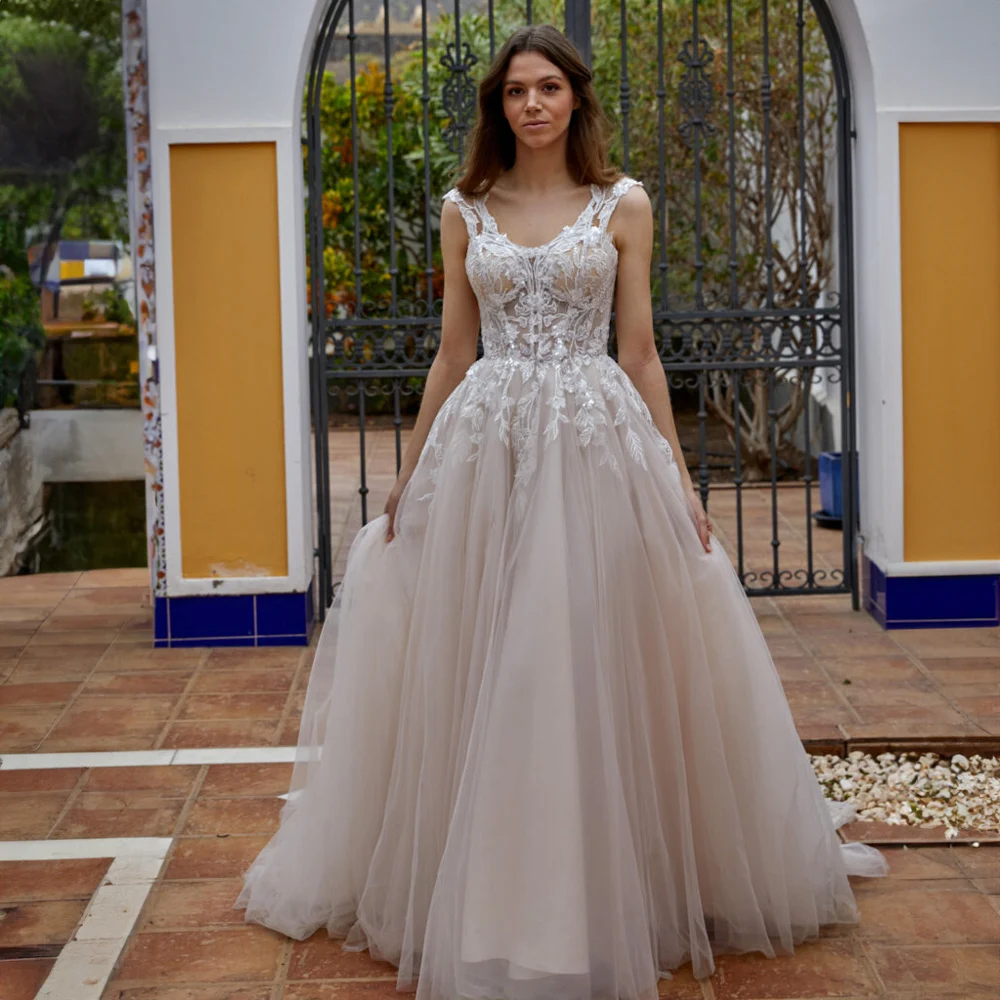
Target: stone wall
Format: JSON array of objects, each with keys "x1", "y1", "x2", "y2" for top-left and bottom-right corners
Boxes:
[
  {"x1": 0, "y1": 409, "x2": 44, "y2": 577},
  {"x1": 29, "y1": 410, "x2": 144, "y2": 483}
]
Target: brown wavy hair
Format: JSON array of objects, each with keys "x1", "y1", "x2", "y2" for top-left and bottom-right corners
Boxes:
[{"x1": 454, "y1": 25, "x2": 622, "y2": 197}]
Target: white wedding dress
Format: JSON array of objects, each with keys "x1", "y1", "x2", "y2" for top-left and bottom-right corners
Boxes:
[{"x1": 236, "y1": 177, "x2": 887, "y2": 998}]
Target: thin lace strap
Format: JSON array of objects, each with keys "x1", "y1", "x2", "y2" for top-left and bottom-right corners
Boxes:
[
  {"x1": 595, "y1": 176, "x2": 643, "y2": 230},
  {"x1": 443, "y1": 187, "x2": 484, "y2": 239}
]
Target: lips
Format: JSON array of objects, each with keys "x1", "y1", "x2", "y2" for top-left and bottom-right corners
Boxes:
[{"x1": 524, "y1": 121, "x2": 548, "y2": 128}]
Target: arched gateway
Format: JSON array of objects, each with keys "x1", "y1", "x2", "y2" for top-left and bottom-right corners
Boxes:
[{"x1": 304, "y1": 1, "x2": 859, "y2": 616}]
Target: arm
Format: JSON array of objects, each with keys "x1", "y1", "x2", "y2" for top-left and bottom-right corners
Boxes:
[
  {"x1": 610, "y1": 185, "x2": 712, "y2": 552},
  {"x1": 384, "y1": 197, "x2": 480, "y2": 540}
]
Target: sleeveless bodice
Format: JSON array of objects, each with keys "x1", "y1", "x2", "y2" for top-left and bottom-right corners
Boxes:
[
  {"x1": 443, "y1": 177, "x2": 640, "y2": 365},
  {"x1": 428, "y1": 176, "x2": 671, "y2": 511}
]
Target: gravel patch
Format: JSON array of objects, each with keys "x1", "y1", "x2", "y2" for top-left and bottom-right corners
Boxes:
[{"x1": 811, "y1": 751, "x2": 1000, "y2": 839}]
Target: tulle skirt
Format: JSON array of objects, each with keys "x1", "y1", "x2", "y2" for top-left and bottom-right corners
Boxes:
[{"x1": 236, "y1": 356, "x2": 887, "y2": 999}]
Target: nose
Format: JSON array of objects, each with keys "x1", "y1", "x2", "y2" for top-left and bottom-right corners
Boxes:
[{"x1": 525, "y1": 88, "x2": 541, "y2": 110}]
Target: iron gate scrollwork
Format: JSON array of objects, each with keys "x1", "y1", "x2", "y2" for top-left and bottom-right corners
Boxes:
[{"x1": 306, "y1": 0, "x2": 857, "y2": 619}]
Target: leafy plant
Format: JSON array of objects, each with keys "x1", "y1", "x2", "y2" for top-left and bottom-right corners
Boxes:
[
  {"x1": 0, "y1": 270, "x2": 44, "y2": 408},
  {"x1": 99, "y1": 285, "x2": 134, "y2": 326},
  {"x1": 0, "y1": 0, "x2": 122, "y2": 49},
  {"x1": 0, "y1": 11, "x2": 127, "y2": 284},
  {"x1": 0, "y1": 6, "x2": 131, "y2": 412}
]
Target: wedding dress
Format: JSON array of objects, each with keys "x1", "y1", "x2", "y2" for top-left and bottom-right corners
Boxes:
[{"x1": 236, "y1": 176, "x2": 887, "y2": 998}]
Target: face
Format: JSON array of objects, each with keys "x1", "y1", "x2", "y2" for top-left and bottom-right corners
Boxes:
[{"x1": 501, "y1": 50, "x2": 580, "y2": 150}]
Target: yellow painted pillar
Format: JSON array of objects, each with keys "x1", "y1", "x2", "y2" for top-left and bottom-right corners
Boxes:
[
  {"x1": 154, "y1": 140, "x2": 312, "y2": 646},
  {"x1": 872, "y1": 122, "x2": 1000, "y2": 627},
  {"x1": 169, "y1": 143, "x2": 289, "y2": 579},
  {"x1": 900, "y1": 123, "x2": 1000, "y2": 564}
]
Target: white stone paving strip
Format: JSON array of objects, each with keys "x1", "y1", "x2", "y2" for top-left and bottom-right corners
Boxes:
[
  {"x1": 0, "y1": 838, "x2": 169, "y2": 863},
  {"x1": 0, "y1": 838, "x2": 172, "y2": 1000},
  {"x1": 0, "y1": 746, "x2": 298, "y2": 770}
]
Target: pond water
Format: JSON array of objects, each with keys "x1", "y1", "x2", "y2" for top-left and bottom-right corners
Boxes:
[{"x1": 19, "y1": 480, "x2": 147, "y2": 575}]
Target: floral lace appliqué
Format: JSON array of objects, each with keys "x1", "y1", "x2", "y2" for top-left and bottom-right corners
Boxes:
[{"x1": 420, "y1": 178, "x2": 674, "y2": 511}]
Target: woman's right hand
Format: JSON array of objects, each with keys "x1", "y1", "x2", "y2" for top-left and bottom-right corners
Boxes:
[
  {"x1": 384, "y1": 472, "x2": 411, "y2": 542},
  {"x1": 683, "y1": 482, "x2": 713, "y2": 553}
]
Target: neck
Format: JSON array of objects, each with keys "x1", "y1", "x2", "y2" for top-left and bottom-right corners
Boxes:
[{"x1": 504, "y1": 135, "x2": 575, "y2": 194}]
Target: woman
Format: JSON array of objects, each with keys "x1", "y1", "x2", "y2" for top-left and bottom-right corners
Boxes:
[{"x1": 237, "y1": 24, "x2": 886, "y2": 999}]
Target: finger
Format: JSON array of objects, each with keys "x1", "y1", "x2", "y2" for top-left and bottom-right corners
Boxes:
[
  {"x1": 698, "y1": 518, "x2": 711, "y2": 552},
  {"x1": 688, "y1": 503, "x2": 710, "y2": 551}
]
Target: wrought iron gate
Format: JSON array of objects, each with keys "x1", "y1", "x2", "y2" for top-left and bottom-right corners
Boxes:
[{"x1": 306, "y1": 0, "x2": 857, "y2": 617}]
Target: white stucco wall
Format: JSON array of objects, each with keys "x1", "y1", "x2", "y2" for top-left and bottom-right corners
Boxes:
[
  {"x1": 830, "y1": 0, "x2": 1000, "y2": 576},
  {"x1": 147, "y1": 1, "x2": 321, "y2": 131}
]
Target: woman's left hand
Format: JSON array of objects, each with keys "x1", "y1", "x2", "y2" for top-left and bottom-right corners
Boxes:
[{"x1": 684, "y1": 484, "x2": 713, "y2": 553}]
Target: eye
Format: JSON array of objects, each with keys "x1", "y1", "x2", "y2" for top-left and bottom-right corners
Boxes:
[
  {"x1": 506, "y1": 86, "x2": 523, "y2": 97},
  {"x1": 543, "y1": 83, "x2": 560, "y2": 92}
]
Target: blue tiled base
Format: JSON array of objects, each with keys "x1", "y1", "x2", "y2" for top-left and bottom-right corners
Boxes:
[
  {"x1": 864, "y1": 557, "x2": 1000, "y2": 630},
  {"x1": 154, "y1": 582, "x2": 315, "y2": 647}
]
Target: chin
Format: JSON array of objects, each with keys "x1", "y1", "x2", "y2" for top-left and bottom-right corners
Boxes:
[{"x1": 519, "y1": 128, "x2": 565, "y2": 148}]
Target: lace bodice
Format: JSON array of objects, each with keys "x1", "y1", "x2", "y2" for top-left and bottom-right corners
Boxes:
[
  {"x1": 443, "y1": 176, "x2": 641, "y2": 364},
  {"x1": 421, "y1": 176, "x2": 671, "y2": 513}
]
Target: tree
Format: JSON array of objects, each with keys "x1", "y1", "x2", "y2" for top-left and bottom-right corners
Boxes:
[
  {"x1": 0, "y1": 11, "x2": 126, "y2": 281},
  {"x1": 0, "y1": 0, "x2": 121, "y2": 50},
  {"x1": 0, "y1": 5, "x2": 126, "y2": 413}
]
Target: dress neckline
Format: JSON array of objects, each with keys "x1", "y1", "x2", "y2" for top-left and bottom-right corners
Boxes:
[{"x1": 479, "y1": 183, "x2": 601, "y2": 251}]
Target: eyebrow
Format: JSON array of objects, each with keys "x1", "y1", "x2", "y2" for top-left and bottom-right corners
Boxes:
[{"x1": 503, "y1": 75, "x2": 563, "y2": 86}]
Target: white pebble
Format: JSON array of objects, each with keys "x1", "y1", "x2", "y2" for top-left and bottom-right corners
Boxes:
[{"x1": 810, "y1": 752, "x2": 1000, "y2": 835}]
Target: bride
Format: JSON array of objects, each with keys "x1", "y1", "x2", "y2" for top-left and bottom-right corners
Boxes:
[{"x1": 236, "y1": 23, "x2": 886, "y2": 999}]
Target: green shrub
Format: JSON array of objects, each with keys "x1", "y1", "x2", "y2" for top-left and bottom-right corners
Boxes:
[{"x1": 0, "y1": 271, "x2": 44, "y2": 408}]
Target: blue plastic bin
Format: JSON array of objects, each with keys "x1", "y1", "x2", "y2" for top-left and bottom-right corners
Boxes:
[{"x1": 818, "y1": 451, "x2": 842, "y2": 518}]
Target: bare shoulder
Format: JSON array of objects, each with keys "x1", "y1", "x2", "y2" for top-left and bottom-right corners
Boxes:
[
  {"x1": 615, "y1": 180, "x2": 651, "y2": 220},
  {"x1": 609, "y1": 179, "x2": 651, "y2": 250},
  {"x1": 440, "y1": 196, "x2": 470, "y2": 244},
  {"x1": 440, "y1": 195, "x2": 464, "y2": 224}
]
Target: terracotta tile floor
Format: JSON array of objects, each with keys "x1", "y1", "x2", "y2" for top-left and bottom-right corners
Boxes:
[
  {"x1": 0, "y1": 823, "x2": 997, "y2": 999},
  {"x1": 1, "y1": 430, "x2": 998, "y2": 998}
]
